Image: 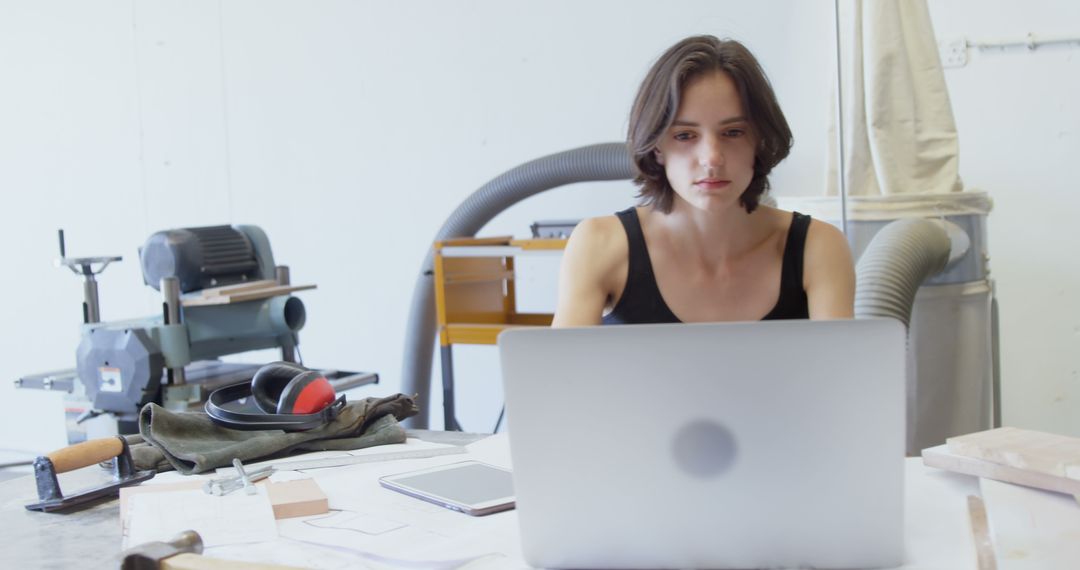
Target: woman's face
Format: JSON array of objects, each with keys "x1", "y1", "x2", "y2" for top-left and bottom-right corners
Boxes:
[{"x1": 654, "y1": 71, "x2": 757, "y2": 213}]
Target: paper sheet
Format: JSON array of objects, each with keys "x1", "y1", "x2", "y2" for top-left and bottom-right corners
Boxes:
[
  {"x1": 465, "y1": 432, "x2": 512, "y2": 469},
  {"x1": 214, "y1": 438, "x2": 459, "y2": 475},
  {"x1": 981, "y1": 478, "x2": 1080, "y2": 569},
  {"x1": 126, "y1": 435, "x2": 525, "y2": 567},
  {"x1": 267, "y1": 437, "x2": 523, "y2": 565},
  {"x1": 204, "y1": 539, "x2": 363, "y2": 570},
  {"x1": 305, "y1": 510, "x2": 406, "y2": 535},
  {"x1": 901, "y1": 461, "x2": 980, "y2": 569},
  {"x1": 124, "y1": 487, "x2": 278, "y2": 549}
]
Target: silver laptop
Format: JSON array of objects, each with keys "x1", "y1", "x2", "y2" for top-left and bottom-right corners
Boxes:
[{"x1": 498, "y1": 319, "x2": 905, "y2": 569}]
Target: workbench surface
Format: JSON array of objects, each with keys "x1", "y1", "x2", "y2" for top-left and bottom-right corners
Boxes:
[{"x1": 0, "y1": 430, "x2": 483, "y2": 569}]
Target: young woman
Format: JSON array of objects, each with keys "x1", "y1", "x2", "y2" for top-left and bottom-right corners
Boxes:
[{"x1": 552, "y1": 36, "x2": 854, "y2": 327}]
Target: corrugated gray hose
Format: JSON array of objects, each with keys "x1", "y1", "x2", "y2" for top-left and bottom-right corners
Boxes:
[
  {"x1": 400, "y1": 142, "x2": 635, "y2": 428},
  {"x1": 855, "y1": 218, "x2": 952, "y2": 328}
]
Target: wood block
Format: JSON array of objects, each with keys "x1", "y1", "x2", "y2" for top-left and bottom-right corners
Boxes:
[
  {"x1": 922, "y1": 445, "x2": 1080, "y2": 496},
  {"x1": 181, "y1": 284, "x2": 317, "y2": 307},
  {"x1": 946, "y1": 427, "x2": 1080, "y2": 480},
  {"x1": 264, "y1": 478, "x2": 328, "y2": 520},
  {"x1": 197, "y1": 279, "x2": 279, "y2": 298}
]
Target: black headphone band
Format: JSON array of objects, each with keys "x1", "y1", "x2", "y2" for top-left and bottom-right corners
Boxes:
[
  {"x1": 251, "y1": 361, "x2": 310, "y2": 414},
  {"x1": 205, "y1": 380, "x2": 345, "y2": 431}
]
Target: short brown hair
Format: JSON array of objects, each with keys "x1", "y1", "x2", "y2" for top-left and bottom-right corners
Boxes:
[{"x1": 628, "y1": 36, "x2": 792, "y2": 213}]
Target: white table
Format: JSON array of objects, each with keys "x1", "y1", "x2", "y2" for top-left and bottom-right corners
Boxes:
[{"x1": 5, "y1": 432, "x2": 1078, "y2": 569}]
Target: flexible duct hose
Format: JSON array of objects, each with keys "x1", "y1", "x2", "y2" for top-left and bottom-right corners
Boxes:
[
  {"x1": 855, "y1": 218, "x2": 952, "y2": 328},
  {"x1": 401, "y1": 143, "x2": 635, "y2": 427}
]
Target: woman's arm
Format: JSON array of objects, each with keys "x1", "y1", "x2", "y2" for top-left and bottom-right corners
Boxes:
[
  {"x1": 803, "y1": 219, "x2": 856, "y2": 320},
  {"x1": 551, "y1": 217, "x2": 625, "y2": 328}
]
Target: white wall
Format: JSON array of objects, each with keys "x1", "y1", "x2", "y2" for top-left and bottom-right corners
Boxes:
[
  {"x1": 0, "y1": 0, "x2": 1075, "y2": 457},
  {"x1": 0, "y1": 0, "x2": 835, "y2": 452},
  {"x1": 926, "y1": 0, "x2": 1080, "y2": 436}
]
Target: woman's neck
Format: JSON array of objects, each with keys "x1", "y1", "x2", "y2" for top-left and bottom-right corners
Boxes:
[{"x1": 647, "y1": 201, "x2": 774, "y2": 268}]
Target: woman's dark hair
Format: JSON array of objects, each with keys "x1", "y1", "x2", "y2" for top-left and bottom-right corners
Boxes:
[{"x1": 629, "y1": 35, "x2": 792, "y2": 213}]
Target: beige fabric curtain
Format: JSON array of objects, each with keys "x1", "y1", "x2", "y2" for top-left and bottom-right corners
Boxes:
[{"x1": 826, "y1": 0, "x2": 964, "y2": 197}]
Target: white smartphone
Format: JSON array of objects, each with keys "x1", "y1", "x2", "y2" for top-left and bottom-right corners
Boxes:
[{"x1": 378, "y1": 460, "x2": 515, "y2": 516}]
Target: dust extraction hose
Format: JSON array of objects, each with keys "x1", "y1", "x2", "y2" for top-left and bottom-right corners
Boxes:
[
  {"x1": 400, "y1": 143, "x2": 635, "y2": 428},
  {"x1": 854, "y1": 218, "x2": 952, "y2": 328}
]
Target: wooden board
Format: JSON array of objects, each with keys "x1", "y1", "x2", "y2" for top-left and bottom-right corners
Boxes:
[
  {"x1": 181, "y1": 284, "x2": 316, "y2": 307},
  {"x1": 264, "y1": 478, "x2": 328, "y2": 520},
  {"x1": 197, "y1": 279, "x2": 279, "y2": 298},
  {"x1": 946, "y1": 427, "x2": 1080, "y2": 480},
  {"x1": 163, "y1": 552, "x2": 308, "y2": 570},
  {"x1": 922, "y1": 445, "x2": 1080, "y2": 496},
  {"x1": 966, "y1": 495, "x2": 997, "y2": 570},
  {"x1": 437, "y1": 236, "x2": 512, "y2": 247},
  {"x1": 509, "y1": 238, "x2": 568, "y2": 250}
]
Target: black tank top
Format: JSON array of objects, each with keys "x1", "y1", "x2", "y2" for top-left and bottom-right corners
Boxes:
[{"x1": 601, "y1": 208, "x2": 811, "y2": 324}]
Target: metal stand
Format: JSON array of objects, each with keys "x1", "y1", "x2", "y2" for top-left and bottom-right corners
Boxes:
[
  {"x1": 439, "y1": 346, "x2": 461, "y2": 431},
  {"x1": 55, "y1": 229, "x2": 121, "y2": 324}
]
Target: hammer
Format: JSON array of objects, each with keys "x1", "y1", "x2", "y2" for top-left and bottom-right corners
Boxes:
[{"x1": 121, "y1": 530, "x2": 309, "y2": 569}]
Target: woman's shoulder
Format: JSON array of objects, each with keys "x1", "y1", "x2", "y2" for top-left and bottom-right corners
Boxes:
[
  {"x1": 568, "y1": 212, "x2": 629, "y2": 248},
  {"x1": 760, "y1": 206, "x2": 841, "y2": 241},
  {"x1": 801, "y1": 215, "x2": 847, "y2": 250},
  {"x1": 563, "y1": 212, "x2": 631, "y2": 272},
  {"x1": 796, "y1": 212, "x2": 854, "y2": 277}
]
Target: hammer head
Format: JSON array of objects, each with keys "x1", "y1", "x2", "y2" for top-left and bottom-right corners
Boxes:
[{"x1": 121, "y1": 530, "x2": 203, "y2": 570}]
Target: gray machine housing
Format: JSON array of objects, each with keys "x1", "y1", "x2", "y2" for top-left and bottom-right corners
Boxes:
[{"x1": 51, "y1": 225, "x2": 307, "y2": 423}]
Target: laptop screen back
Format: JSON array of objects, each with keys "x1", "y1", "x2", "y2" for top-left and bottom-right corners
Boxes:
[{"x1": 498, "y1": 319, "x2": 906, "y2": 569}]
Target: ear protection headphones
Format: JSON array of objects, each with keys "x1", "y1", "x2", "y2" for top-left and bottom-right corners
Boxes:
[{"x1": 205, "y1": 362, "x2": 345, "y2": 431}]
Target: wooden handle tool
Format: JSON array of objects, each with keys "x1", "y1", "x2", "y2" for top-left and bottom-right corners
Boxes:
[{"x1": 26, "y1": 436, "x2": 155, "y2": 513}]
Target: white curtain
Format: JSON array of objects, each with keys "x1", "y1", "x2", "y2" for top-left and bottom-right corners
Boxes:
[{"x1": 826, "y1": 0, "x2": 964, "y2": 197}]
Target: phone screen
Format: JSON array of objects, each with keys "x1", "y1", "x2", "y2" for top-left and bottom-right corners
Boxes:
[{"x1": 380, "y1": 461, "x2": 515, "y2": 515}]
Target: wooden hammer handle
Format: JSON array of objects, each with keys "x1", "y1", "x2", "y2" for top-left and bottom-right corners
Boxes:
[
  {"x1": 45, "y1": 437, "x2": 124, "y2": 474},
  {"x1": 163, "y1": 553, "x2": 310, "y2": 569}
]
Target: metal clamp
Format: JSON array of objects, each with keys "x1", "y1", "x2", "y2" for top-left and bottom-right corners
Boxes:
[{"x1": 202, "y1": 458, "x2": 273, "y2": 496}]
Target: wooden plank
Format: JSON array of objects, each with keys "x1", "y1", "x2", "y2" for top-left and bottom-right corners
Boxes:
[
  {"x1": 181, "y1": 284, "x2": 316, "y2": 307},
  {"x1": 441, "y1": 256, "x2": 510, "y2": 318},
  {"x1": 442, "y1": 270, "x2": 515, "y2": 284},
  {"x1": 443, "y1": 285, "x2": 509, "y2": 319},
  {"x1": 966, "y1": 495, "x2": 997, "y2": 570},
  {"x1": 922, "y1": 445, "x2": 1080, "y2": 495},
  {"x1": 197, "y1": 279, "x2": 278, "y2": 298},
  {"x1": 508, "y1": 313, "x2": 554, "y2": 326},
  {"x1": 445, "y1": 324, "x2": 506, "y2": 345},
  {"x1": 444, "y1": 323, "x2": 551, "y2": 345},
  {"x1": 433, "y1": 248, "x2": 450, "y2": 345},
  {"x1": 163, "y1": 552, "x2": 308, "y2": 570},
  {"x1": 436, "y1": 236, "x2": 513, "y2": 248},
  {"x1": 509, "y1": 238, "x2": 568, "y2": 250},
  {"x1": 946, "y1": 427, "x2": 1080, "y2": 480},
  {"x1": 442, "y1": 256, "x2": 509, "y2": 276}
]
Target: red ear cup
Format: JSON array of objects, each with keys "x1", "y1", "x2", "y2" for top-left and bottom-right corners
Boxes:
[
  {"x1": 251, "y1": 362, "x2": 311, "y2": 414},
  {"x1": 276, "y1": 371, "x2": 335, "y2": 414}
]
